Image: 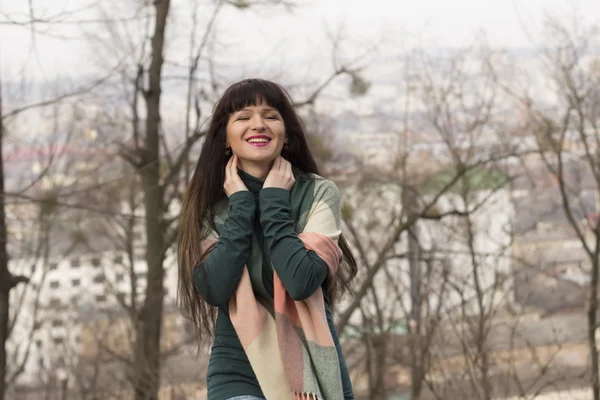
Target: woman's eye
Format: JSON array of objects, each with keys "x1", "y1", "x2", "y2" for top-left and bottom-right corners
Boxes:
[
  {"x1": 237, "y1": 117, "x2": 249, "y2": 121},
  {"x1": 266, "y1": 116, "x2": 278, "y2": 120}
]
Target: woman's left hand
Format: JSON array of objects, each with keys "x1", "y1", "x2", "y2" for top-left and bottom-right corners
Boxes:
[{"x1": 264, "y1": 156, "x2": 295, "y2": 191}]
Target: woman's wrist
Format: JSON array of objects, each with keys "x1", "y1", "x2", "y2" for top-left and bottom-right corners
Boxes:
[
  {"x1": 228, "y1": 190, "x2": 257, "y2": 215},
  {"x1": 229, "y1": 190, "x2": 254, "y2": 202},
  {"x1": 259, "y1": 187, "x2": 290, "y2": 196}
]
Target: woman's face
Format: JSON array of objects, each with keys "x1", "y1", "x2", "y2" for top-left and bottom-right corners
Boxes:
[{"x1": 225, "y1": 101, "x2": 286, "y2": 166}]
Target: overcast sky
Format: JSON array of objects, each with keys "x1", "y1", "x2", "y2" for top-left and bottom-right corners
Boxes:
[{"x1": 1, "y1": 0, "x2": 599, "y2": 84}]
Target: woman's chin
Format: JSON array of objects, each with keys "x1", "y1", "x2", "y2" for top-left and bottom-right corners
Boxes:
[{"x1": 238, "y1": 153, "x2": 279, "y2": 164}]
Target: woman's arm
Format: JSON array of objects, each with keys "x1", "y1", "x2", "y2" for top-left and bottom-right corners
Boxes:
[
  {"x1": 193, "y1": 191, "x2": 256, "y2": 307},
  {"x1": 259, "y1": 180, "x2": 342, "y2": 301}
]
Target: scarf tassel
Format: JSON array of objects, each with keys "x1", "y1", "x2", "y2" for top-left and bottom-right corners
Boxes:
[{"x1": 294, "y1": 392, "x2": 321, "y2": 400}]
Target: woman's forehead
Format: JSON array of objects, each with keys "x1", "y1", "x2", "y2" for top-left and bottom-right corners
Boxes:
[{"x1": 234, "y1": 102, "x2": 277, "y2": 113}]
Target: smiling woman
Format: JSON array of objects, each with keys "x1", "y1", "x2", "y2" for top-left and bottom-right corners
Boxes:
[
  {"x1": 225, "y1": 103, "x2": 287, "y2": 179},
  {"x1": 177, "y1": 78, "x2": 358, "y2": 400}
]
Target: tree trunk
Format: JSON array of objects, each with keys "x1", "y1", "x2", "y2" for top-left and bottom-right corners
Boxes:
[
  {"x1": 0, "y1": 54, "x2": 10, "y2": 400},
  {"x1": 403, "y1": 186, "x2": 424, "y2": 400},
  {"x1": 371, "y1": 334, "x2": 388, "y2": 400},
  {"x1": 132, "y1": 1, "x2": 170, "y2": 399},
  {"x1": 465, "y1": 211, "x2": 492, "y2": 400},
  {"x1": 0, "y1": 267, "x2": 8, "y2": 400},
  {"x1": 589, "y1": 252, "x2": 599, "y2": 400},
  {"x1": 0, "y1": 285, "x2": 8, "y2": 400}
]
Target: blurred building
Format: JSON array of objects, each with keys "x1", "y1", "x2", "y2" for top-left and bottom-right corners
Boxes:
[
  {"x1": 4, "y1": 125, "x2": 198, "y2": 393},
  {"x1": 509, "y1": 154, "x2": 597, "y2": 314},
  {"x1": 7, "y1": 246, "x2": 184, "y2": 390},
  {"x1": 336, "y1": 177, "x2": 515, "y2": 332},
  {"x1": 512, "y1": 223, "x2": 589, "y2": 314}
]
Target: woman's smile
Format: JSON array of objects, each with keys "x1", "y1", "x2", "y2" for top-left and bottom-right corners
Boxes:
[{"x1": 246, "y1": 135, "x2": 272, "y2": 147}]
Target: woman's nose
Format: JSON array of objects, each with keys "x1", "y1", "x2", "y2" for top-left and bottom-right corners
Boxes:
[{"x1": 251, "y1": 115, "x2": 266, "y2": 131}]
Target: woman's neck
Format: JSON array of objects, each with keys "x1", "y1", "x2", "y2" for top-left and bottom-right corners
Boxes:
[{"x1": 238, "y1": 159, "x2": 273, "y2": 180}]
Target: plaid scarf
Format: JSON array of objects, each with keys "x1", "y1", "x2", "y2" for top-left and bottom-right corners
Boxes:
[{"x1": 201, "y1": 223, "x2": 344, "y2": 399}]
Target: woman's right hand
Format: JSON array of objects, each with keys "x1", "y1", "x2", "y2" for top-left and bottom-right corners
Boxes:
[{"x1": 224, "y1": 154, "x2": 248, "y2": 197}]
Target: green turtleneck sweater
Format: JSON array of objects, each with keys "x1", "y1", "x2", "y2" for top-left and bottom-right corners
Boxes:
[{"x1": 193, "y1": 170, "x2": 354, "y2": 400}]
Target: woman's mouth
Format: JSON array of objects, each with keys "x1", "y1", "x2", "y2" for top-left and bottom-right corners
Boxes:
[{"x1": 246, "y1": 136, "x2": 271, "y2": 147}]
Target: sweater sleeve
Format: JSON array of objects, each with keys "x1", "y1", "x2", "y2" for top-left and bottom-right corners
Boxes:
[
  {"x1": 259, "y1": 180, "x2": 342, "y2": 301},
  {"x1": 193, "y1": 191, "x2": 256, "y2": 307}
]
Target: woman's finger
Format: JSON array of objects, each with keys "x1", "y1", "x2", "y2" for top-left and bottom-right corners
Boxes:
[
  {"x1": 278, "y1": 155, "x2": 285, "y2": 171},
  {"x1": 225, "y1": 155, "x2": 232, "y2": 183},
  {"x1": 233, "y1": 155, "x2": 242, "y2": 183},
  {"x1": 273, "y1": 155, "x2": 281, "y2": 171},
  {"x1": 232, "y1": 154, "x2": 239, "y2": 174},
  {"x1": 284, "y1": 158, "x2": 292, "y2": 179}
]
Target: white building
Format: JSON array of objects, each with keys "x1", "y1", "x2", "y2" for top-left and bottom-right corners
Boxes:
[{"x1": 7, "y1": 241, "x2": 180, "y2": 390}]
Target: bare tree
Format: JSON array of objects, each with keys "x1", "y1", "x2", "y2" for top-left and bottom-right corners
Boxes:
[
  {"x1": 332, "y1": 42, "x2": 575, "y2": 400},
  {"x1": 0, "y1": 56, "x2": 23, "y2": 400},
  {"x1": 0, "y1": 107, "x2": 104, "y2": 400},
  {"x1": 505, "y1": 17, "x2": 600, "y2": 400}
]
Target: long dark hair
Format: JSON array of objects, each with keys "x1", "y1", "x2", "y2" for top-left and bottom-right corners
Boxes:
[{"x1": 177, "y1": 78, "x2": 357, "y2": 345}]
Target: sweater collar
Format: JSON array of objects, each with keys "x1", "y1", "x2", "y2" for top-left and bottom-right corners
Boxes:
[{"x1": 237, "y1": 168, "x2": 264, "y2": 194}]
